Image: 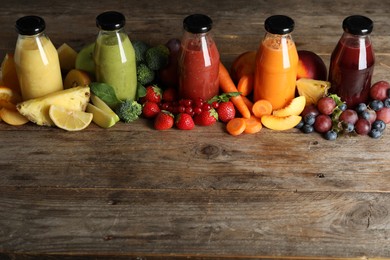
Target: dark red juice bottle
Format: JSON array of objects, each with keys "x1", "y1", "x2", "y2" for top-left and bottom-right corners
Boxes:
[
  {"x1": 328, "y1": 15, "x2": 375, "y2": 108},
  {"x1": 178, "y1": 14, "x2": 220, "y2": 101}
]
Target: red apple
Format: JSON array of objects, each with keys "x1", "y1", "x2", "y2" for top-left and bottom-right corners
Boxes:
[{"x1": 297, "y1": 50, "x2": 327, "y2": 81}]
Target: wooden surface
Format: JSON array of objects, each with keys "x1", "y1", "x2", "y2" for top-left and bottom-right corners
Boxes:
[{"x1": 1, "y1": 0, "x2": 390, "y2": 259}]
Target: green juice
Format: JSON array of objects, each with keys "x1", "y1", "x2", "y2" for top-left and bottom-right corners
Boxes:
[{"x1": 94, "y1": 33, "x2": 137, "y2": 101}]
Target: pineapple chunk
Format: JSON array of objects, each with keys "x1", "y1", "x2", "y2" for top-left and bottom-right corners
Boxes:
[
  {"x1": 17, "y1": 86, "x2": 90, "y2": 126},
  {"x1": 296, "y1": 78, "x2": 331, "y2": 106}
]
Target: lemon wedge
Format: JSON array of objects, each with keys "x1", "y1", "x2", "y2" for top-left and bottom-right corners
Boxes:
[{"x1": 49, "y1": 105, "x2": 92, "y2": 131}]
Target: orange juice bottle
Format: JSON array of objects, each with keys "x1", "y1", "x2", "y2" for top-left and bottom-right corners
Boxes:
[{"x1": 253, "y1": 15, "x2": 298, "y2": 110}]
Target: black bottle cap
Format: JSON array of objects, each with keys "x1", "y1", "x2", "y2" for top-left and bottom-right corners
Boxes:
[
  {"x1": 96, "y1": 11, "x2": 125, "y2": 31},
  {"x1": 343, "y1": 15, "x2": 373, "y2": 35},
  {"x1": 264, "y1": 15, "x2": 295, "y2": 35},
  {"x1": 16, "y1": 16, "x2": 46, "y2": 35},
  {"x1": 183, "y1": 14, "x2": 213, "y2": 34}
]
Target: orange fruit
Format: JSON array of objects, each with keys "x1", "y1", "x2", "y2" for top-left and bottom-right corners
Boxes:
[
  {"x1": 1, "y1": 53, "x2": 21, "y2": 94},
  {"x1": 0, "y1": 86, "x2": 22, "y2": 109}
]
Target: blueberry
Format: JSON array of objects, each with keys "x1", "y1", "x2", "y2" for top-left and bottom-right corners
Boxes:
[
  {"x1": 369, "y1": 128, "x2": 383, "y2": 139},
  {"x1": 324, "y1": 130, "x2": 338, "y2": 141},
  {"x1": 360, "y1": 110, "x2": 370, "y2": 120},
  {"x1": 356, "y1": 103, "x2": 367, "y2": 114},
  {"x1": 342, "y1": 122, "x2": 354, "y2": 133},
  {"x1": 301, "y1": 124, "x2": 314, "y2": 134},
  {"x1": 384, "y1": 98, "x2": 390, "y2": 108},
  {"x1": 372, "y1": 120, "x2": 386, "y2": 132},
  {"x1": 369, "y1": 100, "x2": 384, "y2": 111},
  {"x1": 338, "y1": 103, "x2": 347, "y2": 111},
  {"x1": 304, "y1": 114, "x2": 316, "y2": 125},
  {"x1": 387, "y1": 88, "x2": 390, "y2": 98},
  {"x1": 295, "y1": 119, "x2": 304, "y2": 129}
]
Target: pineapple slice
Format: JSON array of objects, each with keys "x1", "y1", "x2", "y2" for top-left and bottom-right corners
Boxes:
[
  {"x1": 17, "y1": 86, "x2": 90, "y2": 126},
  {"x1": 296, "y1": 78, "x2": 331, "y2": 106}
]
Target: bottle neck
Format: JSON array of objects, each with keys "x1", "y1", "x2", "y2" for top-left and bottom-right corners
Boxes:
[{"x1": 340, "y1": 31, "x2": 372, "y2": 48}]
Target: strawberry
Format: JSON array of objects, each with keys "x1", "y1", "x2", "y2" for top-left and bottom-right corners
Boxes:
[
  {"x1": 154, "y1": 110, "x2": 174, "y2": 130},
  {"x1": 175, "y1": 113, "x2": 195, "y2": 130},
  {"x1": 143, "y1": 85, "x2": 162, "y2": 103},
  {"x1": 193, "y1": 108, "x2": 218, "y2": 126},
  {"x1": 142, "y1": 101, "x2": 160, "y2": 118},
  {"x1": 217, "y1": 101, "x2": 236, "y2": 122},
  {"x1": 162, "y1": 87, "x2": 178, "y2": 102}
]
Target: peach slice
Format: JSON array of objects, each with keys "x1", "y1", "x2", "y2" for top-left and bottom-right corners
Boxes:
[
  {"x1": 272, "y1": 95, "x2": 306, "y2": 117},
  {"x1": 0, "y1": 107, "x2": 29, "y2": 126},
  {"x1": 261, "y1": 114, "x2": 302, "y2": 131}
]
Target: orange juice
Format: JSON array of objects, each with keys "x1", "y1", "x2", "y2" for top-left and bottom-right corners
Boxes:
[{"x1": 253, "y1": 15, "x2": 298, "y2": 110}]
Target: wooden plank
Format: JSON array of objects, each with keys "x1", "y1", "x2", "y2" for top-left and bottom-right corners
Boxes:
[
  {"x1": 1, "y1": 120, "x2": 390, "y2": 192},
  {"x1": 0, "y1": 187, "x2": 389, "y2": 258}
]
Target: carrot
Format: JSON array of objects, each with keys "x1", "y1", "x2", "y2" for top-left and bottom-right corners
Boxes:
[
  {"x1": 226, "y1": 117, "x2": 246, "y2": 136},
  {"x1": 237, "y1": 74, "x2": 254, "y2": 96},
  {"x1": 219, "y1": 62, "x2": 251, "y2": 119},
  {"x1": 244, "y1": 116, "x2": 262, "y2": 134},
  {"x1": 241, "y1": 95, "x2": 254, "y2": 112},
  {"x1": 252, "y1": 99, "x2": 273, "y2": 118}
]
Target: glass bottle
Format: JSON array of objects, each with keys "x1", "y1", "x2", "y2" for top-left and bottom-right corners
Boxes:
[
  {"x1": 14, "y1": 16, "x2": 63, "y2": 100},
  {"x1": 94, "y1": 11, "x2": 137, "y2": 101},
  {"x1": 253, "y1": 15, "x2": 298, "y2": 110},
  {"x1": 178, "y1": 14, "x2": 220, "y2": 101},
  {"x1": 328, "y1": 15, "x2": 375, "y2": 108}
]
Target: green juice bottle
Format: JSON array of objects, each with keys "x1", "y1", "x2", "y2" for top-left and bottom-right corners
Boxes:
[{"x1": 94, "y1": 11, "x2": 137, "y2": 101}]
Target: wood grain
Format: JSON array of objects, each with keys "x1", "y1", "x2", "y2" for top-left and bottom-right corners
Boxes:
[{"x1": 1, "y1": 0, "x2": 390, "y2": 259}]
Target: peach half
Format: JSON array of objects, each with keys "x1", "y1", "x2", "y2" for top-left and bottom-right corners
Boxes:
[
  {"x1": 297, "y1": 50, "x2": 327, "y2": 81},
  {"x1": 261, "y1": 114, "x2": 302, "y2": 131},
  {"x1": 272, "y1": 96, "x2": 306, "y2": 117}
]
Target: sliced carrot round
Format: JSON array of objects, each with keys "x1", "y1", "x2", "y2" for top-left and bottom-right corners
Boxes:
[
  {"x1": 226, "y1": 117, "x2": 246, "y2": 136},
  {"x1": 252, "y1": 99, "x2": 273, "y2": 118},
  {"x1": 244, "y1": 116, "x2": 262, "y2": 134}
]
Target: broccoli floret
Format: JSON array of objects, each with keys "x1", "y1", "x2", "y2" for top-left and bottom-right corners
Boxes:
[
  {"x1": 115, "y1": 100, "x2": 142, "y2": 123},
  {"x1": 133, "y1": 40, "x2": 150, "y2": 64},
  {"x1": 145, "y1": 44, "x2": 169, "y2": 70},
  {"x1": 136, "y1": 63, "x2": 155, "y2": 85}
]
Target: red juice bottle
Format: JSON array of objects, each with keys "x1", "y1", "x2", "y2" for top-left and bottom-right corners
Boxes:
[
  {"x1": 328, "y1": 15, "x2": 375, "y2": 108},
  {"x1": 178, "y1": 14, "x2": 220, "y2": 101}
]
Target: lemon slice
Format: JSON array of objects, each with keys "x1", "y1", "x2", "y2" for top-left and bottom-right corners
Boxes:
[{"x1": 49, "y1": 105, "x2": 92, "y2": 131}]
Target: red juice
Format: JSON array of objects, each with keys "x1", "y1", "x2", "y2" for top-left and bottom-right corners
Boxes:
[
  {"x1": 178, "y1": 36, "x2": 220, "y2": 101},
  {"x1": 329, "y1": 38, "x2": 375, "y2": 108}
]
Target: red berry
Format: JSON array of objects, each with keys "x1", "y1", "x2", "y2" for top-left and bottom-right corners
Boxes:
[
  {"x1": 142, "y1": 101, "x2": 160, "y2": 118},
  {"x1": 184, "y1": 99, "x2": 193, "y2": 107},
  {"x1": 162, "y1": 87, "x2": 178, "y2": 102},
  {"x1": 216, "y1": 101, "x2": 236, "y2": 123},
  {"x1": 194, "y1": 97, "x2": 204, "y2": 108},
  {"x1": 193, "y1": 107, "x2": 202, "y2": 115},
  {"x1": 143, "y1": 85, "x2": 162, "y2": 103},
  {"x1": 211, "y1": 101, "x2": 219, "y2": 109},
  {"x1": 175, "y1": 113, "x2": 195, "y2": 130},
  {"x1": 154, "y1": 110, "x2": 174, "y2": 130},
  {"x1": 202, "y1": 103, "x2": 212, "y2": 111},
  {"x1": 193, "y1": 108, "x2": 218, "y2": 126}
]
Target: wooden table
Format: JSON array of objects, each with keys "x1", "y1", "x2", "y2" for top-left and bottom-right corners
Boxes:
[{"x1": 1, "y1": 0, "x2": 389, "y2": 259}]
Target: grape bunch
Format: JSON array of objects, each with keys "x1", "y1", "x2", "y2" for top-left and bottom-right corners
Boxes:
[{"x1": 296, "y1": 80, "x2": 390, "y2": 140}]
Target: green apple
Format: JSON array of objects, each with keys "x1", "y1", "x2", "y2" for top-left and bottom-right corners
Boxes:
[{"x1": 75, "y1": 43, "x2": 95, "y2": 76}]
